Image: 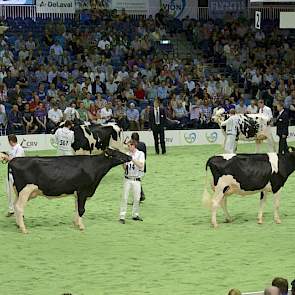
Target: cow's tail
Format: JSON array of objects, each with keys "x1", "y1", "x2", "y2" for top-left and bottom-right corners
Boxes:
[{"x1": 202, "y1": 160, "x2": 213, "y2": 209}]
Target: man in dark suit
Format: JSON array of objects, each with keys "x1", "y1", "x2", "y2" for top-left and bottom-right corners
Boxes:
[
  {"x1": 149, "y1": 99, "x2": 166, "y2": 154},
  {"x1": 276, "y1": 102, "x2": 289, "y2": 154},
  {"x1": 131, "y1": 132, "x2": 146, "y2": 202}
]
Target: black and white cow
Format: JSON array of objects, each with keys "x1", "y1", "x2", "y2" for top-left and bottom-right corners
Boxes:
[
  {"x1": 1, "y1": 149, "x2": 131, "y2": 233},
  {"x1": 203, "y1": 150, "x2": 295, "y2": 228},
  {"x1": 56, "y1": 122, "x2": 125, "y2": 154},
  {"x1": 213, "y1": 108, "x2": 276, "y2": 152}
]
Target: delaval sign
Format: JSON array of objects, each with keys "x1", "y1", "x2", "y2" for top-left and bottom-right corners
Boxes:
[{"x1": 36, "y1": 0, "x2": 75, "y2": 13}]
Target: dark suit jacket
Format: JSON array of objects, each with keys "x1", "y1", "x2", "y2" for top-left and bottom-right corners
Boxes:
[
  {"x1": 137, "y1": 141, "x2": 147, "y2": 172},
  {"x1": 276, "y1": 109, "x2": 289, "y2": 136},
  {"x1": 149, "y1": 107, "x2": 166, "y2": 130}
]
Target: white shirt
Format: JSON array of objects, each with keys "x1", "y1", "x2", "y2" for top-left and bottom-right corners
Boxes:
[
  {"x1": 9, "y1": 143, "x2": 25, "y2": 159},
  {"x1": 125, "y1": 149, "x2": 145, "y2": 178},
  {"x1": 154, "y1": 107, "x2": 160, "y2": 125},
  {"x1": 221, "y1": 116, "x2": 240, "y2": 136},
  {"x1": 98, "y1": 40, "x2": 110, "y2": 50},
  {"x1": 54, "y1": 127, "x2": 74, "y2": 151},
  {"x1": 48, "y1": 108, "x2": 63, "y2": 124},
  {"x1": 64, "y1": 107, "x2": 79, "y2": 121},
  {"x1": 50, "y1": 44, "x2": 63, "y2": 56},
  {"x1": 100, "y1": 107, "x2": 113, "y2": 122},
  {"x1": 247, "y1": 105, "x2": 258, "y2": 114},
  {"x1": 259, "y1": 105, "x2": 273, "y2": 120}
]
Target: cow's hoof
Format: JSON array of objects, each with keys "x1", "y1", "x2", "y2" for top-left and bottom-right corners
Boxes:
[
  {"x1": 257, "y1": 219, "x2": 263, "y2": 224},
  {"x1": 225, "y1": 218, "x2": 233, "y2": 223},
  {"x1": 79, "y1": 224, "x2": 85, "y2": 231},
  {"x1": 211, "y1": 223, "x2": 219, "y2": 229},
  {"x1": 20, "y1": 228, "x2": 28, "y2": 234},
  {"x1": 275, "y1": 219, "x2": 281, "y2": 224}
]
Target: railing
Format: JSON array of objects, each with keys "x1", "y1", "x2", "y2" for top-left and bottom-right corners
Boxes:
[{"x1": 0, "y1": 5, "x2": 295, "y2": 21}]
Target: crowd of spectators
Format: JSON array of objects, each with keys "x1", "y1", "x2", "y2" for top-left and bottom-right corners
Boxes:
[{"x1": 0, "y1": 8, "x2": 295, "y2": 135}]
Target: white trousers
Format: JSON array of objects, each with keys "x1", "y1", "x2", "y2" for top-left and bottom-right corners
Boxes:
[
  {"x1": 57, "y1": 150, "x2": 74, "y2": 156},
  {"x1": 224, "y1": 134, "x2": 237, "y2": 154},
  {"x1": 119, "y1": 178, "x2": 141, "y2": 219},
  {"x1": 6, "y1": 173, "x2": 15, "y2": 213}
]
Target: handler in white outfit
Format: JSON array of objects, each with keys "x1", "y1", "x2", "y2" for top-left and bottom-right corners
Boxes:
[
  {"x1": 54, "y1": 120, "x2": 74, "y2": 156},
  {"x1": 4, "y1": 134, "x2": 25, "y2": 216},
  {"x1": 221, "y1": 109, "x2": 240, "y2": 154},
  {"x1": 119, "y1": 139, "x2": 145, "y2": 224}
]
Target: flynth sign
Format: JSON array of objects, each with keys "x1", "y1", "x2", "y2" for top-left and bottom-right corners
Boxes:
[{"x1": 36, "y1": 0, "x2": 75, "y2": 13}]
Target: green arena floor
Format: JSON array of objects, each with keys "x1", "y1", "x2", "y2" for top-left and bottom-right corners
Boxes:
[{"x1": 0, "y1": 144, "x2": 294, "y2": 295}]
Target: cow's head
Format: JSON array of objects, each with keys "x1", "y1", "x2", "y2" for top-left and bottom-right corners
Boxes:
[
  {"x1": 0, "y1": 152, "x2": 8, "y2": 163},
  {"x1": 104, "y1": 148, "x2": 132, "y2": 165}
]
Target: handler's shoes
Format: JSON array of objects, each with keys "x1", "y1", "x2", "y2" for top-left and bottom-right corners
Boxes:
[
  {"x1": 119, "y1": 219, "x2": 125, "y2": 224},
  {"x1": 132, "y1": 216, "x2": 143, "y2": 221},
  {"x1": 6, "y1": 212, "x2": 14, "y2": 217}
]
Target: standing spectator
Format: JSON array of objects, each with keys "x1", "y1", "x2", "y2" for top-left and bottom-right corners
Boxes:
[
  {"x1": 127, "y1": 103, "x2": 140, "y2": 130},
  {"x1": 149, "y1": 99, "x2": 166, "y2": 154},
  {"x1": 247, "y1": 99, "x2": 258, "y2": 114},
  {"x1": 258, "y1": 99, "x2": 273, "y2": 122},
  {"x1": 276, "y1": 102, "x2": 289, "y2": 155},
  {"x1": 272, "y1": 277, "x2": 289, "y2": 295},
  {"x1": 119, "y1": 139, "x2": 145, "y2": 224},
  {"x1": 48, "y1": 103, "x2": 63, "y2": 132},
  {"x1": 34, "y1": 102, "x2": 47, "y2": 133},
  {"x1": 23, "y1": 103, "x2": 37, "y2": 134},
  {"x1": 100, "y1": 101, "x2": 113, "y2": 123},
  {"x1": 8, "y1": 105, "x2": 23, "y2": 134}
]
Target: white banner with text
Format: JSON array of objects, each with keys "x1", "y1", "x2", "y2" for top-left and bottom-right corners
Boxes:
[{"x1": 36, "y1": 0, "x2": 76, "y2": 14}]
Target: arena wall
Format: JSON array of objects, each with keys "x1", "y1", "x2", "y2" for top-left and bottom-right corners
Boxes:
[{"x1": 1, "y1": 127, "x2": 295, "y2": 152}]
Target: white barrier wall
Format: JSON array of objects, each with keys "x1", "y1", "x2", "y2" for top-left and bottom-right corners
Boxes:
[{"x1": 1, "y1": 127, "x2": 295, "y2": 152}]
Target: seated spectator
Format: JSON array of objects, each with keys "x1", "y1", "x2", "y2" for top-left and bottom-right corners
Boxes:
[
  {"x1": 127, "y1": 102, "x2": 140, "y2": 130},
  {"x1": 15, "y1": 96, "x2": 25, "y2": 113},
  {"x1": 0, "y1": 102, "x2": 7, "y2": 135},
  {"x1": 47, "y1": 103, "x2": 63, "y2": 132},
  {"x1": 174, "y1": 100, "x2": 189, "y2": 126},
  {"x1": 200, "y1": 99, "x2": 213, "y2": 128},
  {"x1": 0, "y1": 82, "x2": 7, "y2": 103},
  {"x1": 34, "y1": 102, "x2": 47, "y2": 133},
  {"x1": 88, "y1": 103, "x2": 99, "y2": 124},
  {"x1": 23, "y1": 103, "x2": 37, "y2": 134},
  {"x1": 8, "y1": 104, "x2": 24, "y2": 134},
  {"x1": 17, "y1": 70, "x2": 28, "y2": 88},
  {"x1": 140, "y1": 105, "x2": 151, "y2": 130},
  {"x1": 189, "y1": 99, "x2": 201, "y2": 128},
  {"x1": 134, "y1": 84, "x2": 146, "y2": 102},
  {"x1": 235, "y1": 99, "x2": 247, "y2": 114},
  {"x1": 247, "y1": 99, "x2": 258, "y2": 114},
  {"x1": 8, "y1": 84, "x2": 24, "y2": 105},
  {"x1": 82, "y1": 92, "x2": 94, "y2": 110},
  {"x1": 47, "y1": 83, "x2": 58, "y2": 99},
  {"x1": 264, "y1": 286, "x2": 280, "y2": 295},
  {"x1": 29, "y1": 94, "x2": 40, "y2": 113},
  {"x1": 272, "y1": 277, "x2": 288, "y2": 295},
  {"x1": 77, "y1": 101, "x2": 89, "y2": 123},
  {"x1": 64, "y1": 101, "x2": 79, "y2": 122},
  {"x1": 37, "y1": 83, "x2": 46, "y2": 101},
  {"x1": 228, "y1": 288, "x2": 241, "y2": 295},
  {"x1": 224, "y1": 99, "x2": 236, "y2": 113},
  {"x1": 113, "y1": 100, "x2": 128, "y2": 130},
  {"x1": 57, "y1": 94, "x2": 67, "y2": 111},
  {"x1": 100, "y1": 101, "x2": 113, "y2": 123},
  {"x1": 94, "y1": 93, "x2": 107, "y2": 111},
  {"x1": 3, "y1": 70, "x2": 17, "y2": 89}
]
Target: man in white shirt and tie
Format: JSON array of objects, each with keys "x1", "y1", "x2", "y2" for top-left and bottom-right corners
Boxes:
[
  {"x1": 258, "y1": 99, "x2": 273, "y2": 123},
  {"x1": 3, "y1": 134, "x2": 25, "y2": 217},
  {"x1": 119, "y1": 139, "x2": 145, "y2": 224}
]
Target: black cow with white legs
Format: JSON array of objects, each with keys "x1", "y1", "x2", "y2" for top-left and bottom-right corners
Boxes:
[
  {"x1": 1, "y1": 149, "x2": 131, "y2": 234},
  {"x1": 203, "y1": 149, "x2": 295, "y2": 228}
]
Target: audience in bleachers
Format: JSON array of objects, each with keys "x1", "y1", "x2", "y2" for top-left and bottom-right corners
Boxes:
[{"x1": 0, "y1": 8, "x2": 295, "y2": 135}]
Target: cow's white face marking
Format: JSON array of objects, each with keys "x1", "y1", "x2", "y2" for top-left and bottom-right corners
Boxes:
[
  {"x1": 267, "y1": 153, "x2": 279, "y2": 173},
  {"x1": 216, "y1": 175, "x2": 272, "y2": 196},
  {"x1": 220, "y1": 154, "x2": 236, "y2": 160}
]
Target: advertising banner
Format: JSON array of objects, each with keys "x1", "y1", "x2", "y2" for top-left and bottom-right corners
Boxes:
[
  {"x1": 209, "y1": 0, "x2": 247, "y2": 19},
  {"x1": 36, "y1": 0, "x2": 75, "y2": 14}
]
